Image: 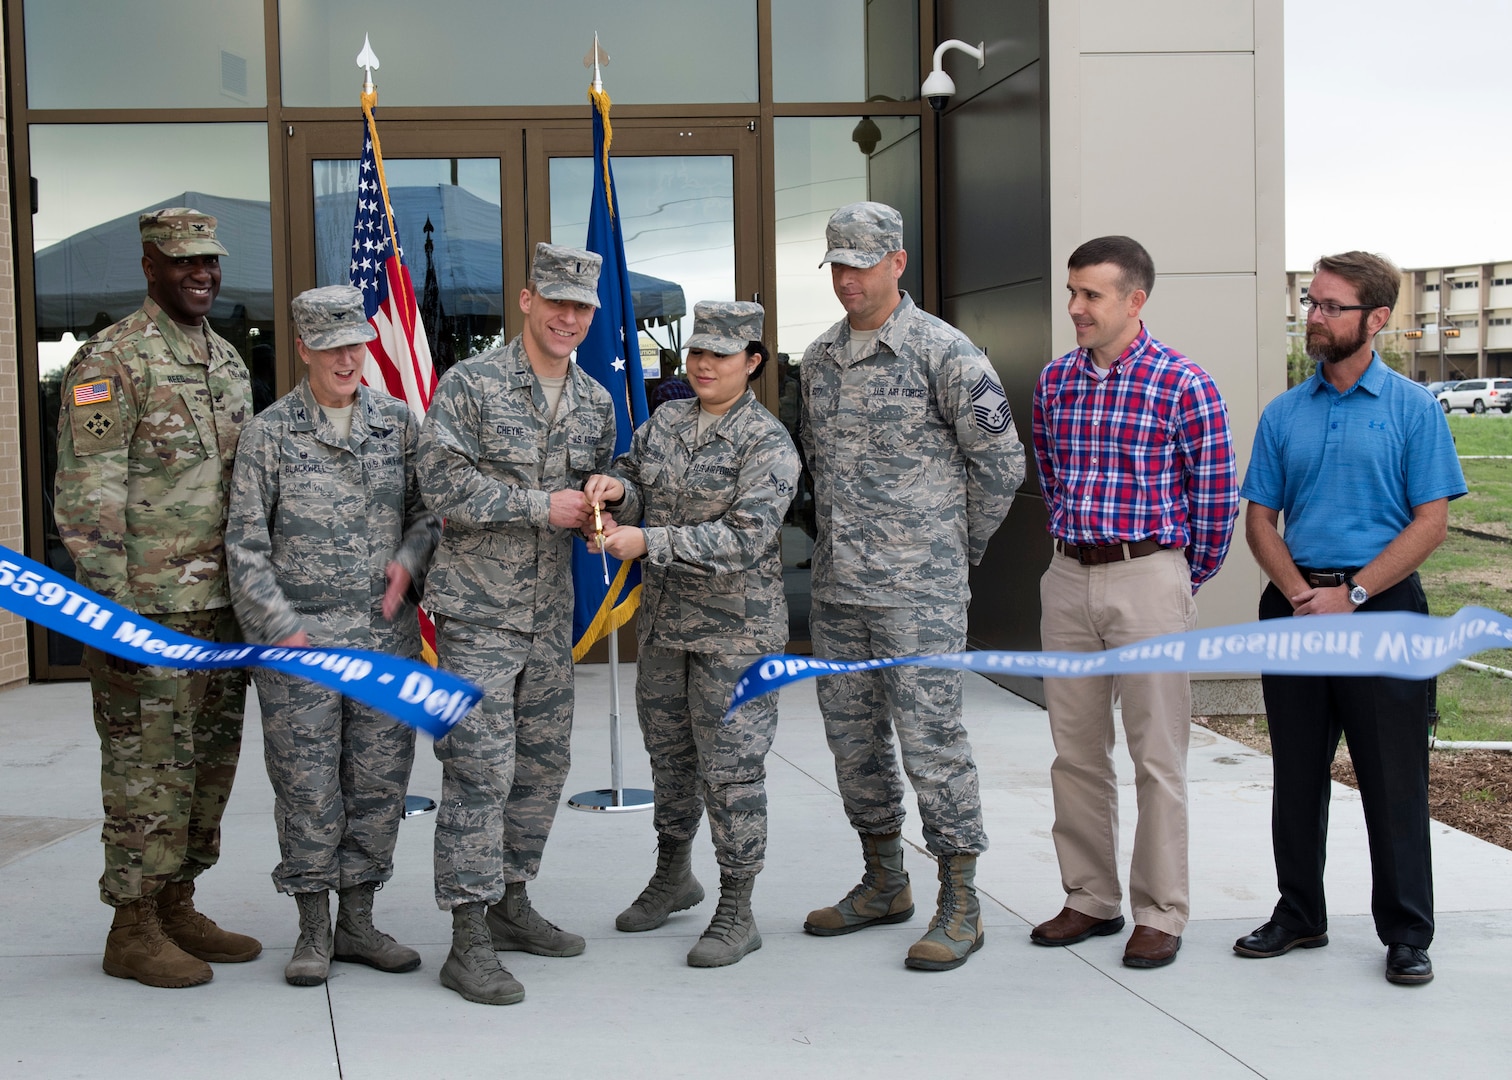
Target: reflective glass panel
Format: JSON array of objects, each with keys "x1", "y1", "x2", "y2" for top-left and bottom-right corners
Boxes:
[
  {"x1": 281, "y1": 0, "x2": 756, "y2": 106},
  {"x1": 313, "y1": 158, "x2": 505, "y2": 378},
  {"x1": 30, "y1": 123, "x2": 272, "y2": 667},
  {"x1": 549, "y1": 153, "x2": 732, "y2": 396},
  {"x1": 772, "y1": 0, "x2": 918, "y2": 102},
  {"x1": 24, "y1": 0, "x2": 267, "y2": 109}
]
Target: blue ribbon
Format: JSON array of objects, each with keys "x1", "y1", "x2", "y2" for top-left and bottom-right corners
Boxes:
[
  {"x1": 0, "y1": 546, "x2": 481, "y2": 739},
  {"x1": 725, "y1": 605, "x2": 1512, "y2": 719}
]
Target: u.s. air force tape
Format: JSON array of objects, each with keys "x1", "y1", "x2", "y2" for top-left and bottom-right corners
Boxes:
[
  {"x1": 0, "y1": 546, "x2": 480, "y2": 739},
  {"x1": 724, "y1": 605, "x2": 1512, "y2": 719}
]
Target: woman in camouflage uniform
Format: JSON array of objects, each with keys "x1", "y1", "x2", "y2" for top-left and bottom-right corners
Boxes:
[
  {"x1": 226, "y1": 286, "x2": 440, "y2": 987},
  {"x1": 584, "y1": 301, "x2": 799, "y2": 968}
]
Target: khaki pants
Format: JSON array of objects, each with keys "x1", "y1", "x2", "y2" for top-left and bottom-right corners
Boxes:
[{"x1": 1039, "y1": 547, "x2": 1197, "y2": 937}]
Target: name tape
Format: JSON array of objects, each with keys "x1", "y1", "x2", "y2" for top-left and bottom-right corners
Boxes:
[
  {"x1": 725, "y1": 605, "x2": 1512, "y2": 719},
  {"x1": 0, "y1": 546, "x2": 480, "y2": 739}
]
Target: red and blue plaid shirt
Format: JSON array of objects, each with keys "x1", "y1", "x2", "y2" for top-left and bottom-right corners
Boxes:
[{"x1": 1032, "y1": 324, "x2": 1239, "y2": 589}]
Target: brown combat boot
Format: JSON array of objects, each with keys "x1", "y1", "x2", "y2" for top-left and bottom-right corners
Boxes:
[
  {"x1": 804, "y1": 831, "x2": 914, "y2": 935},
  {"x1": 904, "y1": 853, "x2": 984, "y2": 971},
  {"x1": 156, "y1": 879, "x2": 262, "y2": 963},
  {"x1": 102, "y1": 898, "x2": 213, "y2": 988}
]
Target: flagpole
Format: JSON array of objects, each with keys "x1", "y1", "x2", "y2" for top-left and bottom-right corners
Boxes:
[{"x1": 568, "y1": 34, "x2": 652, "y2": 814}]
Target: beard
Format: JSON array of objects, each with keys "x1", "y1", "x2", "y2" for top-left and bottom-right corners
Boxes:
[{"x1": 1305, "y1": 319, "x2": 1372, "y2": 365}]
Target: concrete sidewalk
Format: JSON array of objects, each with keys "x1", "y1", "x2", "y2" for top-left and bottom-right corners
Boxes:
[{"x1": 3, "y1": 669, "x2": 1511, "y2": 1079}]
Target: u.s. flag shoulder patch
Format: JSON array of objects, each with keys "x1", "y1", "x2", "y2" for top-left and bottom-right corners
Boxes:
[
  {"x1": 73, "y1": 379, "x2": 112, "y2": 407},
  {"x1": 970, "y1": 372, "x2": 1012, "y2": 435}
]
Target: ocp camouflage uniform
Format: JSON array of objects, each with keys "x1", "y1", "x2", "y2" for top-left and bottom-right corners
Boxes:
[
  {"x1": 609, "y1": 388, "x2": 799, "y2": 873},
  {"x1": 800, "y1": 291, "x2": 1025, "y2": 856},
  {"x1": 54, "y1": 295, "x2": 251, "y2": 906},
  {"x1": 227, "y1": 379, "x2": 440, "y2": 893},
  {"x1": 419, "y1": 335, "x2": 616, "y2": 908}
]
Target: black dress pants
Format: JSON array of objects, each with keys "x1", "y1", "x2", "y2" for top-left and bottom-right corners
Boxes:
[{"x1": 1258, "y1": 574, "x2": 1434, "y2": 949}]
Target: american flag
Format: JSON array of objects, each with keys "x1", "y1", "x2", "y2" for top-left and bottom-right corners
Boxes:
[
  {"x1": 350, "y1": 91, "x2": 436, "y2": 415},
  {"x1": 352, "y1": 88, "x2": 439, "y2": 662}
]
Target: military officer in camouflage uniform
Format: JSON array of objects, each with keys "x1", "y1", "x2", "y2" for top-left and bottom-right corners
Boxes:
[
  {"x1": 800, "y1": 202, "x2": 1025, "y2": 971},
  {"x1": 419, "y1": 243, "x2": 617, "y2": 1005},
  {"x1": 584, "y1": 302, "x2": 799, "y2": 969},
  {"x1": 227, "y1": 286, "x2": 441, "y2": 987},
  {"x1": 54, "y1": 207, "x2": 261, "y2": 989}
]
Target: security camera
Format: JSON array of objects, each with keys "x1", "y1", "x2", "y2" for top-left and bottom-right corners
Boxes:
[
  {"x1": 921, "y1": 69, "x2": 955, "y2": 113},
  {"x1": 921, "y1": 39, "x2": 984, "y2": 114}
]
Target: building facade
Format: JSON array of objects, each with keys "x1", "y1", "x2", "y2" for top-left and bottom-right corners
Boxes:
[{"x1": 1, "y1": 0, "x2": 1280, "y2": 705}]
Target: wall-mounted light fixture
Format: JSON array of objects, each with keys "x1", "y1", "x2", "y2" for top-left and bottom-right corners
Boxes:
[{"x1": 921, "y1": 39, "x2": 985, "y2": 112}]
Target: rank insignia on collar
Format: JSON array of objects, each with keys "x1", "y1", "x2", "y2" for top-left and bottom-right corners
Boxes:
[{"x1": 73, "y1": 379, "x2": 112, "y2": 407}]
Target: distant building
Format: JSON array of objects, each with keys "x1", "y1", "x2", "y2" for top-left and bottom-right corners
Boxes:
[{"x1": 1287, "y1": 262, "x2": 1512, "y2": 382}]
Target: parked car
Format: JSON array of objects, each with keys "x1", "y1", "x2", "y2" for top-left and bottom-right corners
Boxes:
[
  {"x1": 1424, "y1": 380, "x2": 1460, "y2": 396},
  {"x1": 1438, "y1": 378, "x2": 1512, "y2": 414}
]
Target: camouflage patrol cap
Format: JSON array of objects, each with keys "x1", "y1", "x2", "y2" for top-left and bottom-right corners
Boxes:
[
  {"x1": 685, "y1": 300, "x2": 764, "y2": 355},
  {"x1": 139, "y1": 207, "x2": 229, "y2": 257},
  {"x1": 531, "y1": 242, "x2": 602, "y2": 306},
  {"x1": 291, "y1": 285, "x2": 378, "y2": 349},
  {"x1": 819, "y1": 201, "x2": 904, "y2": 268}
]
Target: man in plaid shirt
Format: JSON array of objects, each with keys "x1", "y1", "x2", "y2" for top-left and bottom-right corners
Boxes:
[{"x1": 1028, "y1": 235, "x2": 1238, "y2": 969}]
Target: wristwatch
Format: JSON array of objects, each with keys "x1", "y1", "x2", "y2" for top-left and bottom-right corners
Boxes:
[{"x1": 1345, "y1": 575, "x2": 1368, "y2": 607}]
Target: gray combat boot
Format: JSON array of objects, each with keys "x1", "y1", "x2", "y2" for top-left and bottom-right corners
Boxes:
[
  {"x1": 440, "y1": 903, "x2": 525, "y2": 1005},
  {"x1": 285, "y1": 890, "x2": 333, "y2": 987},
  {"x1": 616, "y1": 836, "x2": 705, "y2": 932},
  {"x1": 333, "y1": 882, "x2": 421, "y2": 973},
  {"x1": 804, "y1": 830, "x2": 914, "y2": 935},
  {"x1": 102, "y1": 897, "x2": 213, "y2": 988},
  {"x1": 687, "y1": 874, "x2": 762, "y2": 968},
  {"x1": 904, "y1": 853, "x2": 984, "y2": 971},
  {"x1": 485, "y1": 881, "x2": 586, "y2": 956}
]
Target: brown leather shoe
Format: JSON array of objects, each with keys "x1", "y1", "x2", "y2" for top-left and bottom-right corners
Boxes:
[
  {"x1": 1122, "y1": 925, "x2": 1181, "y2": 968},
  {"x1": 1029, "y1": 907, "x2": 1126, "y2": 946}
]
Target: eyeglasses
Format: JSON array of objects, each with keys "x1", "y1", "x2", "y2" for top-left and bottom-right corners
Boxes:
[{"x1": 1300, "y1": 296, "x2": 1379, "y2": 319}]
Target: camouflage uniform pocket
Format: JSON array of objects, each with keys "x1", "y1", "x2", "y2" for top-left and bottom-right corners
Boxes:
[{"x1": 141, "y1": 387, "x2": 208, "y2": 475}]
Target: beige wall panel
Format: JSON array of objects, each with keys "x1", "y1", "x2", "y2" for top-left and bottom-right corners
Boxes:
[
  {"x1": 1079, "y1": 0, "x2": 1255, "y2": 54},
  {"x1": 1141, "y1": 272, "x2": 1267, "y2": 633},
  {"x1": 1078, "y1": 53, "x2": 1256, "y2": 276}
]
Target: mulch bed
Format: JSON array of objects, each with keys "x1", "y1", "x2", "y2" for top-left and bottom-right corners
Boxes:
[{"x1": 1196, "y1": 716, "x2": 1512, "y2": 853}]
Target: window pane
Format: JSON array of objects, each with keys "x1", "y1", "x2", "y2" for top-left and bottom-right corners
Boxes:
[
  {"x1": 280, "y1": 0, "x2": 756, "y2": 106},
  {"x1": 549, "y1": 153, "x2": 730, "y2": 385},
  {"x1": 30, "y1": 123, "x2": 273, "y2": 667},
  {"x1": 24, "y1": 0, "x2": 266, "y2": 109},
  {"x1": 773, "y1": 116, "x2": 920, "y2": 361},
  {"x1": 772, "y1": 0, "x2": 918, "y2": 102},
  {"x1": 313, "y1": 158, "x2": 505, "y2": 378}
]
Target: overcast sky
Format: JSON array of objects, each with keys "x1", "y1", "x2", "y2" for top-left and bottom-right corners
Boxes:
[{"x1": 1286, "y1": 0, "x2": 1510, "y2": 270}]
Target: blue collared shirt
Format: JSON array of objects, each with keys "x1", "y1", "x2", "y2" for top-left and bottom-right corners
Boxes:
[{"x1": 1241, "y1": 353, "x2": 1466, "y2": 568}]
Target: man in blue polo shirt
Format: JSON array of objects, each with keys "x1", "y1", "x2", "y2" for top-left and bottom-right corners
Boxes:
[{"x1": 1236, "y1": 250, "x2": 1465, "y2": 986}]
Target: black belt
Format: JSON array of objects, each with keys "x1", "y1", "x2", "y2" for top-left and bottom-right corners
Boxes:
[
  {"x1": 1296, "y1": 567, "x2": 1361, "y2": 589},
  {"x1": 1055, "y1": 538, "x2": 1167, "y2": 566}
]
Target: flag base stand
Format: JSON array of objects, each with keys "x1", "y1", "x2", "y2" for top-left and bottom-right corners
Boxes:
[
  {"x1": 567, "y1": 786, "x2": 654, "y2": 813},
  {"x1": 403, "y1": 795, "x2": 436, "y2": 818},
  {"x1": 569, "y1": 632, "x2": 653, "y2": 815}
]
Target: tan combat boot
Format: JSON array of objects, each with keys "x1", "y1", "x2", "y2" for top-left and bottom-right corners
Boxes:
[
  {"x1": 156, "y1": 879, "x2": 262, "y2": 963},
  {"x1": 334, "y1": 882, "x2": 421, "y2": 973},
  {"x1": 804, "y1": 831, "x2": 914, "y2": 935},
  {"x1": 905, "y1": 853, "x2": 984, "y2": 971},
  {"x1": 102, "y1": 898, "x2": 213, "y2": 988},
  {"x1": 616, "y1": 836, "x2": 705, "y2": 932},
  {"x1": 441, "y1": 903, "x2": 525, "y2": 1005},
  {"x1": 285, "y1": 890, "x2": 333, "y2": 987},
  {"x1": 486, "y1": 881, "x2": 586, "y2": 956},
  {"x1": 687, "y1": 874, "x2": 762, "y2": 968}
]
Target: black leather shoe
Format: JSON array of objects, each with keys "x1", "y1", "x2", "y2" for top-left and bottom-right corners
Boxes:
[
  {"x1": 1385, "y1": 943, "x2": 1433, "y2": 985},
  {"x1": 1233, "y1": 920, "x2": 1328, "y2": 958}
]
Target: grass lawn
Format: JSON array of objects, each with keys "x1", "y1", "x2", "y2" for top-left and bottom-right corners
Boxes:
[{"x1": 1422, "y1": 415, "x2": 1512, "y2": 741}]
